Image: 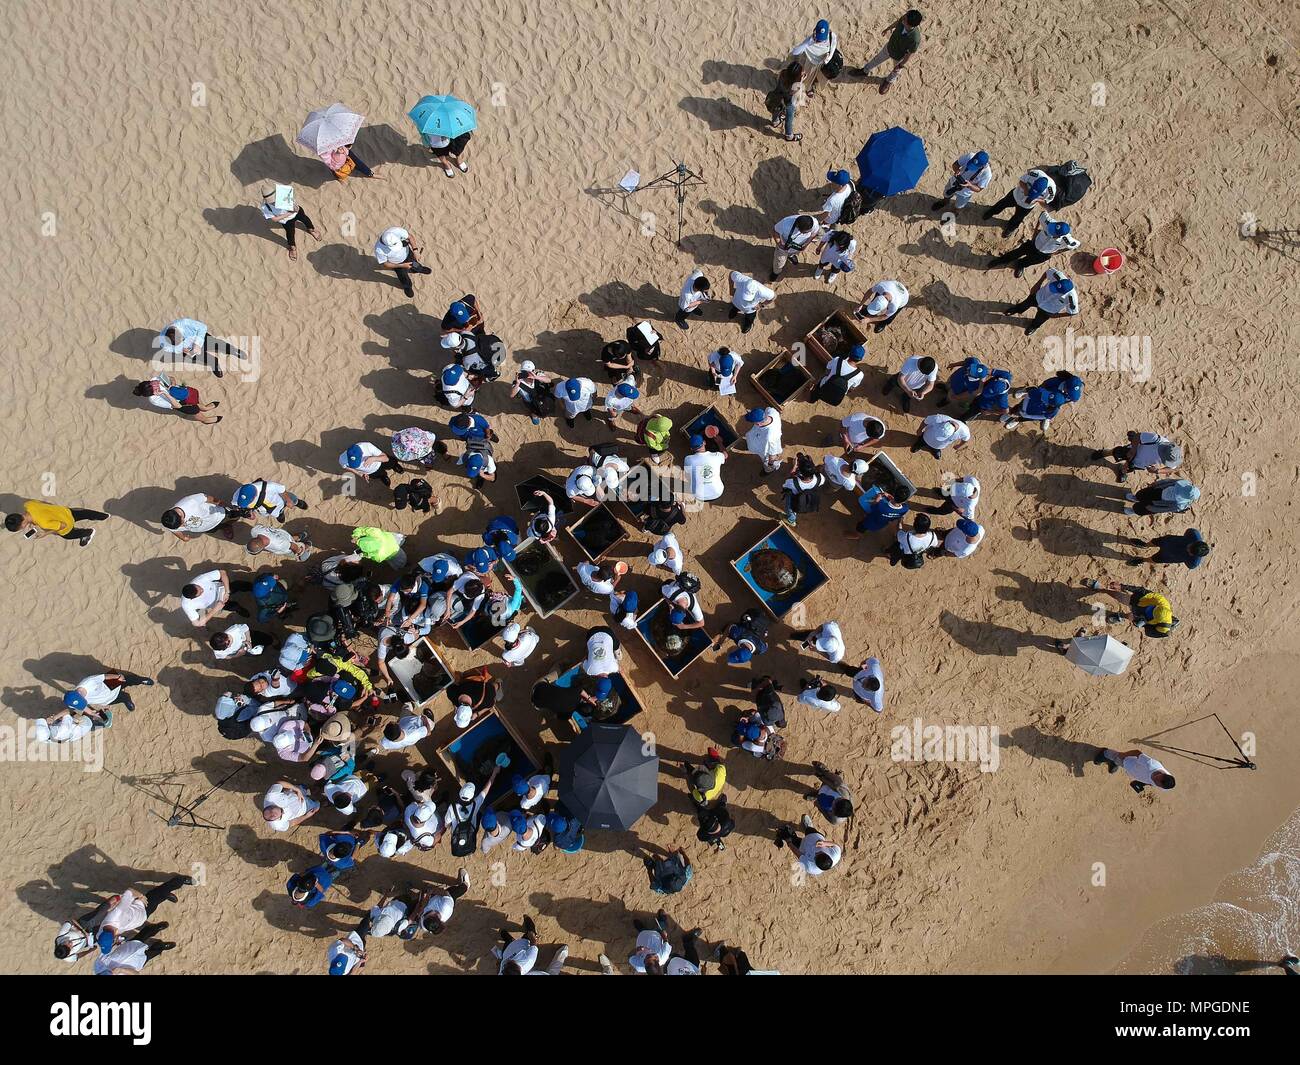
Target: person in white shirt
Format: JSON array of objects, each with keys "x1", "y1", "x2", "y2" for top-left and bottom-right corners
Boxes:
[
  {"x1": 727, "y1": 271, "x2": 775, "y2": 333},
  {"x1": 339, "y1": 441, "x2": 400, "y2": 486},
  {"x1": 261, "y1": 781, "x2": 318, "y2": 832},
  {"x1": 683, "y1": 437, "x2": 726, "y2": 502},
  {"x1": 479, "y1": 809, "x2": 511, "y2": 854},
  {"x1": 95, "y1": 938, "x2": 171, "y2": 975},
  {"x1": 840, "y1": 411, "x2": 886, "y2": 453},
  {"x1": 742, "y1": 407, "x2": 783, "y2": 472},
  {"x1": 814, "y1": 230, "x2": 857, "y2": 285},
  {"x1": 892, "y1": 514, "x2": 940, "y2": 568},
  {"x1": 648, "y1": 532, "x2": 683, "y2": 576},
  {"x1": 884, "y1": 354, "x2": 937, "y2": 412},
  {"x1": 991, "y1": 212, "x2": 1081, "y2": 276},
  {"x1": 798, "y1": 678, "x2": 842, "y2": 713},
  {"x1": 34, "y1": 710, "x2": 102, "y2": 744},
  {"x1": 365, "y1": 892, "x2": 414, "y2": 938},
  {"x1": 662, "y1": 577, "x2": 706, "y2": 629},
  {"x1": 582, "y1": 626, "x2": 622, "y2": 676},
  {"x1": 851, "y1": 658, "x2": 884, "y2": 712},
  {"x1": 942, "y1": 474, "x2": 981, "y2": 519},
  {"x1": 180, "y1": 568, "x2": 242, "y2": 627},
  {"x1": 247, "y1": 523, "x2": 313, "y2": 560},
  {"x1": 161, "y1": 493, "x2": 237, "y2": 541},
  {"x1": 815, "y1": 344, "x2": 865, "y2": 403},
  {"x1": 824, "y1": 454, "x2": 870, "y2": 492},
  {"x1": 231, "y1": 479, "x2": 304, "y2": 522},
  {"x1": 513, "y1": 771, "x2": 553, "y2": 811},
  {"x1": 1003, "y1": 266, "x2": 1080, "y2": 335},
  {"x1": 675, "y1": 269, "x2": 711, "y2": 330},
  {"x1": 933, "y1": 150, "x2": 992, "y2": 212},
  {"x1": 984, "y1": 168, "x2": 1056, "y2": 235},
  {"x1": 209, "y1": 622, "x2": 268, "y2": 660},
  {"x1": 494, "y1": 916, "x2": 569, "y2": 975},
  {"x1": 1095, "y1": 431, "x2": 1184, "y2": 484},
  {"x1": 379, "y1": 710, "x2": 434, "y2": 751},
  {"x1": 1095, "y1": 748, "x2": 1177, "y2": 794},
  {"x1": 913, "y1": 414, "x2": 971, "y2": 458},
  {"x1": 790, "y1": 18, "x2": 838, "y2": 91},
  {"x1": 511, "y1": 809, "x2": 548, "y2": 851},
  {"x1": 373, "y1": 226, "x2": 431, "y2": 299},
  {"x1": 259, "y1": 184, "x2": 319, "y2": 260},
  {"x1": 327, "y1": 931, "x2": 366, "y2": 975},
  {"x1": 414, "y1": 869, "x2": 470, "y2": 936},
  {"x1": 555, "y1": 376, "x2": 598, "y2": 427},
  {"x1": 771, "y1": 213, "x2": 823, "y2": 279},
  {"x1": 707, "y1": 347, "x2": 743, "y2": 395},
  {"x1": 797, "y1": 621, "x2": 846, "y2": 666},
  {"x1": 853, "y1": 279, "x2": 909, "y2": 332},
  {"x1": 628, "y1": 921, "x2": 674, "y2": 973},
  {"x1": 439, "y1": 363, "x2": 476, "y2": 409},
  {"x1": 944, "y1": 518, "x2": 985, "y2": 558},
  {"x1": 821, "y1": 168, "x2": 856, "y2": 223},
  {"x1": 777, "y1": 817, "x2": 843, "y2": 875},
  {"x1": 578, "y1": 560, "x2": 626, "y2": 597},
  {"x1": 500, "y1": 622, "x2": 539, "y2": 667},
  {"x1": 603, "y1": 381, "x2": 641, "y2": 426},
  {"x1": 155, "y1": 318, "x2": 247, "y2": 379}
]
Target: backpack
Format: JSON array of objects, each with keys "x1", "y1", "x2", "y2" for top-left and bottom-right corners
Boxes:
[
  {"x1": 739, "y1": 609, "x2": 770, "y2": 641},
  {"x1": 675, "y1": 572, "x2": 702, "y2": 595},
  {"x1": 464, "y1": 436, "x2": 494, "y2": 458},
  {"x1": 824, "y1": 49, "x2": 844, "y2": 79},
  {"x1": 837, "y1": 187, "x2": 863, "y2": 225},
  {"x1": 530, "y1": 384, "x2": 555, "y2": 416},
  {"x1": 217, "y1": 715, "x2": 253, "y2": 741},
  {"x1": 764, "y1": 86, "x2": 790, "y2": 120},
  {"x1": 1039, "y1": 161, "x2": 1092, "y2": 209},
  {"x1": 815, "y1": 358, "x2": 852, "y2": 405},
  {"x1": 762, "y1": 732, "x2": 787, "y2": 761},
  {"x1": 902, "y1": 550, "x2": 926, "y2": 570},
  {"x1": 448, "y1": 807, "x2": 478, "y2": 857},
  {"x1": 788, "y1": 487, "x2": 821, "y2": 514}
]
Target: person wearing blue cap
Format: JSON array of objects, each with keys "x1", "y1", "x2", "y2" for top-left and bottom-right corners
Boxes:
[
  {"x1": 438, "y1": 362, "x2": 477, "y2": 409},
  {"x1": 984, "y1": 167, "x2": 1057, "y2": 236},
  {"x1": 460, "y1": 448, "x2": 497, "y2": 490},
  {"x1": 791, "y1": 19, "x2": 840, "y2": 92},
  {"x1": 511, "y1": 808, "x2": 548, "y2": 852},
  {"x1": 990, "y1": 211, "x2": 1081, "y2": 276},
  {"x1": 89, "y1": 874, "x2": 195, "y2": 959},
  {"x1": 514, "y1": 762, "x2": 555, "y2": 811},
  {"x1": 1002, "y1": 266, "x2": 1080, "y2": 336},
  {"x1": 326, "y1": 931, "x2": 365, "y2": 975},
  {"x1": 231, "y1": 478, "x2": 306, "y2": 523},
  {"x1": 338, "y1": 441, "x2": 402, "y2": 488},
  {"x1": 675, "y1": 268, "x2": 712, "y2": 329},
  {"x1": 440, "y1": 294, "x2": 486, "y2": 340},
  {"x1": 822, "y1": 169, "x2": 858, "y2": 224},
  {"x1": 252, "y1": 571, "x2": 293, "y2": 623},
  {"x1": 547, "y1": 812, "x2": 586, "y2": 853},
  {"x1": 943, "y1": 517, "x2": 985, "y2": 558},
  {"x1": 935, "y1": 356, "x2": 990, "y2": 408},
  {"x1": 554, "y1": 375, "x2": 597, "y2": 428},
  {"x1": 963, "y1": 367, "x2": 1015, "y2": 420},
  {"x1": 715, "y1": 607, "x2": 770, "y2": 664},
  {"x1": 707, "y1": 346, "x2": 743, "y2": 396},
  {"x1": 64, "y1": 670, "x2": 154, "y2": 715},
  {"x1": 814, "y1": 230, "x2": 857, "y2": 285},
  {"x1": 862, "y1": 9, "x2": 923, "y2": 94},
  {"x1": 934, "y1": 150, "x2": 993, "y2": 212},
  {"x1": 742, "y1": 406, "x2": 784, "y2": 473},
  {"x1": 814, "y1": 343, "x2": 865, "y2": 405},
  {"x1": 603, "y1": 380, "x2": 642, "y2": 426},
  {"x1": 854, "y1": 484, "x2": 909, "y2": 535}
]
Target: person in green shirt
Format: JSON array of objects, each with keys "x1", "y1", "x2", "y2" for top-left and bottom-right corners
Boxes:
[
  {"x1": 636, "y1": 414, "x2": 674, "y2": 463},
  {"x1": 861, "y1": 9, "x2": 923, "y2": 94}
]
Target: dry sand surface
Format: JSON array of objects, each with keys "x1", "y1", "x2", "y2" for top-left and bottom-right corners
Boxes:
[{"x1": 1, "y1": 1, "x2": 1299, "y2": 974}]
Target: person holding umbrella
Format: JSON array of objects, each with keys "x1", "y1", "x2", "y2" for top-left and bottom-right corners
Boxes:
[
  {"x1": 298, "y1": 104, "x2": 380, "y2": 181},
  {"x1": 855, "y1": 125, "x2": 929, "y2": 213},
  {"x1": 409, "y1": 95, "x2": 476, "y2": 178},
  {"x1": 374, "y1": 226, "x2": 432, "y2": 299},
  {"x1": 861, "y1": 9, "x2": 924, "y2": 95}
]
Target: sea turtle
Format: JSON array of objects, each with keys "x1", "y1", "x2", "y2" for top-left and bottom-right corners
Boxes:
[{"x1": 748, "y1": 547, "x2": 799, "y2": 594}]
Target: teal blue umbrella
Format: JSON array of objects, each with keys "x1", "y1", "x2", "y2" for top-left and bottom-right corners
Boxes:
[{"x1": 408, "y1": 95, "x2": 477, "y2": 141}]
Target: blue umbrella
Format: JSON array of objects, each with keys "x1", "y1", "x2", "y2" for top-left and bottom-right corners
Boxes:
[
  {"x1": 855, "y1": 126, "x2": 929, "y2": 197},
  {"x1": 407, "y1": 95, "x2": 477, "y2": 140}
]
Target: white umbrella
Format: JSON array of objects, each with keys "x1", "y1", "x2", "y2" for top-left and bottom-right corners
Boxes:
[
  {"x1": 1065, "y1": 634, "x2": 1134, "y2": 676},
  {"x1": 296, "y1": 103, "x2": 364, "y2": 154}
]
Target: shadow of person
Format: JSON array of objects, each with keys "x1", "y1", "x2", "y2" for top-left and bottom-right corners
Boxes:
[
  {"x1": 992, "y1": 568, "x2": 1094, "y2": 625},
  {"x1": 701, "y1": 58, "x2": 779, "y2": 91},
  {"x1": 751, "y1": 155, "x2": 814, "y2": 219},
  {"x1": 356, "y1": 123, "x2": 425, "y2": 168},
  {"x1": 360, "y1": 304, "x2": 440, "y2": 367},
  {"x1": 23, "y1": 651, "x2": 121, "y2": 692},
  {"x1": 1002, "y1": 725, "x2": 1102, "y2": 778},
  {"x1": 1014, "y1": 471, "x2": 1129, "y2": 514},
  {"x1": 678, "y1": 231, "x2": 768, "y2": 274},
  {"x1": 201, "y1": 205, "x2": 284, "y2": 248},
  {"x1": 937, "y1": 610, "x2": 1061, "y2": 657},
  {"x1": 230, "y1": 133, "x2": 330, "y2": 189},
  {"x1": 1016, "y1": 517, "x2": 1141, "y2": 562},
  {"x1": 110, "y1": 327, "x2": 164, "y2": 363},
  {"x1": 679, "y1": 95, "x2": 766, "y2": 132},
  {"x1": 897, "y1": 228, "x2": 986, "y2": 270},
  {"x1": 920, "y1": 279, "x2": 1018, "y2": 327},
  {"x1": 579, "y1": 281, "x2": 677, "y2": 323},
  {"x1": 84, "y1": 375, "x2": 157, "y2": 414},
  {"x1": 698, "y1": 198, "x2": 772, "y2": 241},
  {"x1": 309, "y1": 243, "x2": 400, "y2": 289},
  {"x1": 0, "y1": 683, "x2": 48, "y2": 720},
  {"x1": 119, "y1": 554, "x2": 193, "y2": 611},
  {"x1": 15, "y1": 843, "x2": 187, "y2": 924}
]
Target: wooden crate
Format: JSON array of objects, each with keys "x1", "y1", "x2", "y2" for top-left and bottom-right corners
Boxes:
[
  {"x1": 633, "y1": 599, "x2": 713, "y2": 679},
  {"x1": 543, "y1": 656, "x2": 647, "y2": 733},
  {"x1": 386, "y1": 636, "x2": 453, "y2": 708},
  {"x1": 751, "y1": 349, "x2": 815, "y2": 410},
  {"x1": 502, "y1": 536, "x2": 580, "y2": 619},
  {"x1": 802, "y1": 309, "x2": 869, "y2": 367},
  {"x1": 730, "y1": 522, "x2": 830, "y2": 620},
  {"x1": 436, "y1": 708, "x2": 546, "y2": 811},
  {"x1": 680, "y1": 403, "x2": 739, "y2": 451},
  {"x1": 565, "y1": 501, "x2": 630, "y2": 562}
]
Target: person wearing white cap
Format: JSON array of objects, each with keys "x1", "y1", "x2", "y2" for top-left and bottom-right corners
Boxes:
[
  {"x1": 405, "y1": 799, "x2": 443, "y2": 849},
  {"x1": 912, "y1": 414, "x2": 971, "y2": 459},
  {"x1": 676, "y1": 268, "x2": 712, "y2": 330},
  {"x1": 940, "y1": 474, "x2": 980, "y2": 519},
  {"x1": 375, "y1": 828, "x2": 415, "y2": 859},
  {"x1": 742, "y1": 407, "x2": 784, "y2": 473},
  {"x1": 882, "y1": 354, "x2": 937, "y2": 412},
  {"x1": 511, "y1": 360, "x2": 559, "y2": 425},
  {"x1": 814, "y1": 230, "x2": 857, "y2": 285},
  {"x1": 1093, "y1": 431, "x2": 1184, "y2": 484},
  {"x1": 373, "y1": 226, "x2": 431, "y2": 299},
  {"x1": 840, "y1": 411, "x2": 886, "y2": 454},
  {"x1": 707, "y1": 347, "x2": 744, "y2": 395},
  {"x1": 32, "y1": 709, "x2": 102, "y2": 745},
  {"x1": 853, "y1": 279, "x2": 909, "y2": 332},
  {"x1": 796, "y1": 620, "x2": 846, "y2": 666},
  {"x1": 648, "y1": 531, "x2": 684, "y2": 576},
  {"x1": 565, "y1": 463, "x2": 602, "y2": 509},
  {"x1": 727, "y1": 270, "x2": 776, "y2": 334},
  {"x1": 1002, "y1": 266, "x2": 1079, "y2": 335},
  {"x1": 851, "y1": 657, "x2": 884, "y2": 712},
  {"x1": 500, "y1": 622, "x2": 540, "y2": 667},
  {"x1": 582, "y1": 626, "x2": 622, "y2": 677},
  {"x1": 983, "y1": 168, "x2": 1057, "y2": 236},
  {"x1": 554, "y1": 376, "x2": 597, "y2": 428},
  {"x1": 771, "y1": 213, "x2": 823, "y2": 280},
  {"x1": 824, "y1": 453, "x2": 871, "y2": 492},
  {"x1": 990, "y1": 210, "x2": 1081, "y2": 276},
  {"x1": 933, "y1": 150, "x2": 993, "y2": 212},
  {"x1": 944, "y1": 518, "x2": 985, "y2": 558},
  {"x1": 261, "y1": 781, "x2": 318, "y2": 833}
]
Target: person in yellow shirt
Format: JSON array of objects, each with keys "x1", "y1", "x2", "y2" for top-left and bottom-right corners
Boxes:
[
  {"x1": 4, "y1": 501, "x2": 108, "y2": 547},
  {"x1": 685, "y1": 749, "x2": 726, "y2": 807}
]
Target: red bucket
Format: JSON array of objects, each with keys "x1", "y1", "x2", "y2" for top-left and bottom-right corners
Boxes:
[{"x1": 1093, "y1": 248, "x2": 1125, "y2": 274}]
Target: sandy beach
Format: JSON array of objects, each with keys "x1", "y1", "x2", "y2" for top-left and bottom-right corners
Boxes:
[{"x1": 1, "y1": 0, "x2": 1299, "y2": 975}]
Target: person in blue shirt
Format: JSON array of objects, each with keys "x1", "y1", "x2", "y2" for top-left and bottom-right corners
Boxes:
[
  {"x1": 548, "y1": 813, "x2": 586, "y2": 853},
  {"x1": 963, "y1": 368, "x2": 1013, "y2": 420},
  {"x1": 483, "y1": 516, "x2": 519, "y2": 562},
  {"x1": 1039, "y1": 370, "x2": 1084, "y2": 403},
  {"x1": 1126, "y1": 528, "x2": 1211, "y2": 570},
  {"x1": 935, "y1": 356, "x2": 988, "y2": 407},
  {"x1": 1002, "y1": 385, "x2": 1067, "y2": 432},
  {"x1": 855, "y1": 485, "x2": 909, "y2": 534},
  {"x1": 319, "y1": 830, "x2": 368, "y2": 871},
  {"x1": 287, "y1": 864, "x2": 335, "y2": 908},
  {"x1": 449, "y1": 411, "x2": 496, "y2": 442},
  {"x1": 252, "y1": 572, "x2": 293, "y2": 623}
]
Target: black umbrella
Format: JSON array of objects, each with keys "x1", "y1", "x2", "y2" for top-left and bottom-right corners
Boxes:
[{"x1": 558, "y1": 723, "x2": 659, "y2": 830}]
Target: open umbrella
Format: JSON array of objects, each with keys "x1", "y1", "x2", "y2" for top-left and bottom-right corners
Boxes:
[
  {"x1": 558, "y1": 723, "x2": 658, "y2": 830},
  {"x1": 390, "y1": 427, "x2": 437, "y2": 463},
  {"x1": 855, "y1": 126, "x2": 929, "y2": 197},
  {"x1": 296, "y1": 103, "x2": 364, "y2": 154},
  {"x1": 1065, "y1": 634, "x2": 1134, "y2": 676},
  {"x1": 408, "y1": 95, "x2": 477, "y2": 140}
]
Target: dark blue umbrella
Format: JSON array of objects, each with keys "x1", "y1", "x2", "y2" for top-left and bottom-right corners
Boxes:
[{"x1": 855, "y1": 127, "x2": 929, "y2": 196}]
